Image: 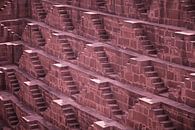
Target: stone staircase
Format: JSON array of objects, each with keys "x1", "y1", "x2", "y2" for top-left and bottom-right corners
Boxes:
[
  {"x1": 143, "y1": 61, "x2": 168, "y2": 94},
  {"x1": 3, "y1": 100, "x2": 19, "y2": 127},
  {"x1": 61, "y1": 67, "x2": 79, "y2": 98},
  {"x1": 99, "y1": 83, "x2": 123, "y2": 118},
  {"x1": 153, "y1": 108, "x2": 176, "y2": 130},
  {"x1": 31, "y1": 25, "x2": 46, "y2": 48},
  {"x1": 96, "y1": 0, "x2": 107, "y2": 11},
  {"x1": 91, "y1": 15, "x2": 109, "y2": 41},
  {"x1": 6, "y1": 69, "x2": 20, "y2": 93},
  {"x1": 57, "y1": 7, "x2": 74, "y2": 31},
  {"x1": 59, "y1": 38, "x2": 76, "y2": 60},
  {"x1": 94, "y1": 47, "x2": 116, "y2": 77},
  {"x1": 29, "y1": 85, "x2": 47, "y2": 112},
  {"x1": 62, "y1": 104, "x2": 80, "y2": 129},
  {"x1": 29, "y1": 52, "x2": 46, "y2": 78},
  {"x1": 134, "y1": 0, "x2": 147, "y2": 17},
  {"x1": 29, "y1": 121, "x2": 40, "y2": 130},
  {"x1": 0, "y1": 24, "x2": 20, "y2": 42},
  {"x1": 32, "y1": 0, "x2": 47, "y2": 21},
  {"x1": 181, "y1": 0, "x2": 195, "y2": 20},
  {"x1": 134, "y1": 23, "x2": 157, "y2": 57},
  {"x1": 0, "y1": 0, "x2": 12, "y2": 12}
]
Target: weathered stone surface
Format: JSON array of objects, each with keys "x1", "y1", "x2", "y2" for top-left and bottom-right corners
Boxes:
[{"x1": 0, "y1": 0, "x2": 195, "y2": 130}]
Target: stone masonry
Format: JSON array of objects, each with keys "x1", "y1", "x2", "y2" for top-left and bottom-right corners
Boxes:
[{"x1": 0, "y1": 0, "x2": 195, "y2": 130}]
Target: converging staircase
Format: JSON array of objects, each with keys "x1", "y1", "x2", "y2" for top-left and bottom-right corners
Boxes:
[
  {"x1": 29, "y1": 85, "x2": 47, "y2": 112},
  {"x1": 29, "y1": 52, "x2": 46, "y2": 78},
  {"x1": 153, "y1": 107, "x2": 176, "y2": 130},
  {"x1": 91, "y1": 15, "x2": 109, "y2": 41},
  {"x1": 59, "y1": 38, "x2": 76, "y2": 60},
  {"x1": 57, "y1": 7, "x2": 74, "y2": 31},
  {"x1": 143, "y1": 61, "x2": 168, "y2": 94},
  {"x1": 61, "y1": 66, "x2": 79, "y2": 97},
  {"x1": 96, "y1": 0, "x2": 107, "y2": 11},
  {"x1": 32, "y1": 0, "x2": 47, "y2": 21},
  {"x1": 134, "y1": 23, "x2": 157, "y2": 57},
  {"x1": 94, "y1": 47, "x2": 116, "y2": 77},
  {"x1": 6, "y1": 69, "x2": 20, "y2": 93},
  {"x1": 99, "y1": 83, "x2": 123, "y2": 118},
  {"x1": 0, "y1": 0, "x2": 12, "y2": 12},
  {"x1": 62, "y1": 104, "x2": 80, "y2": 129},
  {"x1": 180, "y1": 0, "x2": 195, "y2": 20},
  {"x1": 134, "y1": 0, "x2": 147, "y2": 17},
  {"x1": 0, "y1": 24, "x2": 20, "y2": 42},
  {"x1": 31, "y1": 25, "x2": 46, "y2": 47},
  {"x1": 3, "y1": 100, "x2": 19, "y2": 127}
]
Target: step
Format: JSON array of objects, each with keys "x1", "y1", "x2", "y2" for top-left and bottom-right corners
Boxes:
[
  {"x1": 32, "y1": 92, "x2": 42, "y2": 98},
  {"x1": 161, "y1": 120, "x2": 173, "y2": 127},
  {"x1": 30, "y1": 56, "x2": 39, "y2": 60},
  {"x1": 99, "y1": 86, "x2": 111, "y2": 92},
  {"x1": 9, "y1": 120, "x2": 18, "y2": 125},
  {"x1": 30, "y1": 88, "x2": 39, "y2": 93},
  {"x1": 62, "y1": 75, "x2": 73, "y2": 80},
  {"x1": 106, "y1": 99, "x2": 117, "y2": 104},
  {"x1": 164, "y1": 126, "x2": 177, "y2": 130},
  {"x1": 112, "y1": 109, "x2": 122, "y2": 115},
  {"x1": 99, "y1": 57, "x2": 108, "y2": 62},
  {"x1": 145, "y1": 71, "x2": 158, "y2": 77},
  {"x1": 38, "y1": 106, "x2": 47, "y2": 111},
  {"x1": 7, "y1": 74, "x2": 16, "y2": 79},
  {"x1": 68, "y1": 122, "x2": 80, "y2": 128},
  {"x1": 156, "y1": 87, "x2": 168, "y2": 93},
  {"x1": 66, "y1": 117, "x2": 77, "y2": 123},
  {"x1": 147, "y1": 49, "x2": 157, "y2": 54},
  {"x1": 153, "y1": 108, "x2": 164, "y2": 115},
  {"x1": 156, "y1": 114, "x2": 169, "y2": 121},
  {"x1": 4, "y1": 103, "x2": 12, "y2": 108},
  {"x1": 61, "y1": 71, "x2": 71, "y2": 76},
  {"x1": 65, "y1": 112, "x2": 75, "y2": 118},
  {"x1": 8, "y1": 115, "x2": 18, "y2": 120},
  {"x1": 29, "y1": 123, "x2": 39, "y2": 129},
  {"x1": 34, "y1": 97, "x2": 44, "y2": 102},
  {"x1": 10, "y1": 79, "x2": 18, "y2": 83},
  {"x1": 108, "y1": 104, "x2": 119, "y2": 109},
  {"x1": 144, "y1": 66, "x2": 154, "y2": 71},
  {"x1": 96, "y1": 51, "x2": 106, "y2": 57},
  {"x1": 150, "y1": 76, "x2": 162, "y2": 83},
  {"x1": 34, "y1": 64, "x2": 43, "y2": 69},
  {"x1": 65, "y1": 80, "x2": 75, "y2": 85},
  {"x1": 36, "y1": 100, "x2": 45, "y2": 106},
  {"x1": 70, "y1": 89, "x2": 79, "y2": 95},
  {"x1": 7, "y1": 71, "x2": 15, "y2": 76},
  {"x1": 153, "y1": 82, "x2": 164, "y2": 87},
  {"x1": 102, "y1": 92, "x2": 113, "y2": 98},
  {"x1": 104, "y1": 67, "x2": 114, "y2": 73}
]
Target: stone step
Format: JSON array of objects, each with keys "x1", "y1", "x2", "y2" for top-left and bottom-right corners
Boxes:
[
  {"x1": 145, "y1": 71, "x2": 158, "y2": 77},
  {"x1": 102, "y1": 92, "x2": 113, "y2": 98},
  {"x1": 156, "y1": 114, "x2": 169, "y2": 121},
  {"x1": 161, "y1": 120, "x2": 173, "y2": 127},
  {"x1": 153, "y1": 108, "x2": 164, "y2": 115},
  {"x1": 156, "y1": 87, "x2": 168, "y2": 93},
  {"x1": 29, "y1": 123, "x2": 39, "y2": 129}
]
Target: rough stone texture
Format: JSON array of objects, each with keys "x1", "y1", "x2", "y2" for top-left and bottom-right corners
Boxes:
[{"x1": 0, "y1": 0, "x2": 195, "y2": 130}]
